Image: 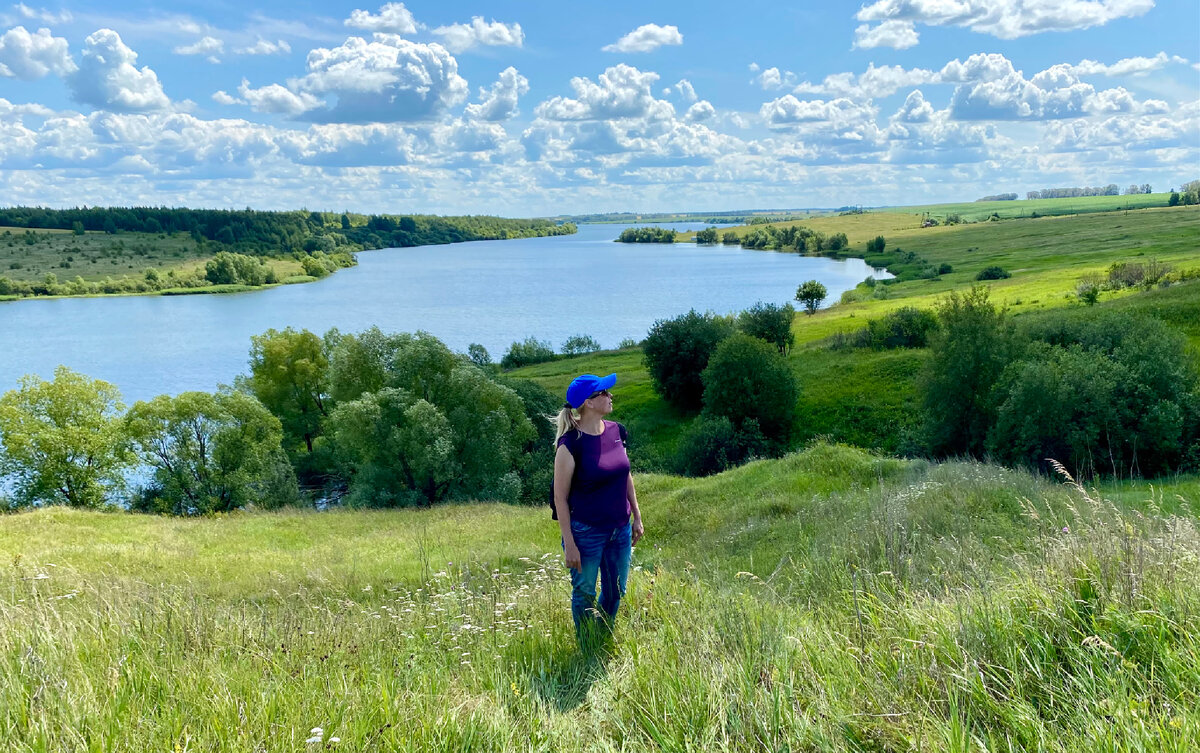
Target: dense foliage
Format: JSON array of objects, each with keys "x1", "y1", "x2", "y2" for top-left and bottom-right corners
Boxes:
[
  {"x1": 976, "y1": 265, "x2": 1011, "y2": 281},
  {"x1": 736, "y1": 301, "x2": 795, "y2": 354},
  {"x1": 694, "y1": 227, "x2": 719, "y2": 244},
  {"x1": 701, "y1": 333, "x2": 799, "y2": 446},
  {"x1": 0, "y1": 367, "x2": 130, "y2": 508},
  {"x1": 919, "y1": 288, "x2": 1018, "y2": 458},
  {"x1": 989, "y1": 312, "x2": 1200, "y2": 476},
  {"x1": 126, "y1": 390, "x2": 298, "y2": 515},
  {"x1": 641, "y1": 310, "x2": 735, "y2": 410},
  {"x1": 501, "y1": 337, "x2": 557, "y2": 369},
  {"x1": 917, "y1": 289, "x2": 1200, "y2": 477},
  {"x1": 0, "y1": 206, "x2": 575, "y2": 256},
  {"x1": 616, "y1": 227, "x2": 677, "y2": 243},
  {"x1": 673, "y1": 415, "x2": 767, "y2": 476},
  {"x1": 832, "y1": 306, "x2": 939, "y2": 350}
]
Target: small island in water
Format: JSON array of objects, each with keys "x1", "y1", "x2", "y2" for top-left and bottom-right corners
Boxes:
[{"x1": 0, "y1": 206, "x2": 576, "y2": 300}]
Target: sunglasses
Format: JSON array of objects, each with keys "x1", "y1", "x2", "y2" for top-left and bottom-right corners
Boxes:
[{"x1": 588, "y1": 389, "x2": 612, "y2": 400}]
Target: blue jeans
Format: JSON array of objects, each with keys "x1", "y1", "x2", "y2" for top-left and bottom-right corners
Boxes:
[{"x1": 563, "y1": 519, "x2": 632, "y2": 635}]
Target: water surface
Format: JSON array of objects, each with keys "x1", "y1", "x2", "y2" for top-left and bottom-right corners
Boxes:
[{"x1": 0, "y1": 223, "x2": 886, "y2": 402}]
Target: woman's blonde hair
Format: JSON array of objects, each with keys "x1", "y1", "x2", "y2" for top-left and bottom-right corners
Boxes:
[{"x1": 552, "y1": 404, "x2": 580, "y2": 445}]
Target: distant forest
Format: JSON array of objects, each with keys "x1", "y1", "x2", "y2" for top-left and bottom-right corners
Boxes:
[{"x1": 0, "y1": 206, "x2": 576, "y2": 256}]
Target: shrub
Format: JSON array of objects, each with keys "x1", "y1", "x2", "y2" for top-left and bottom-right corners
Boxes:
[
  {"x1": 862, "y1": 307, "x2": 938, "y2": 349},
  {"x1": 1076, "y1": 274, "x2": 1102, "y2": 305},
  {"x1": 500, "y1": 336, "x2": 556, "y2": 369},
  {"x1": 937, "y1": 263, "x2": 953, "y2": 275},
  {"x1": 866, "y1": 235, "x2": 886, "y2": 254},
  {"x1": 990, "y1": 312, "x2": 1199, "y2": 477},
  {"x1": 701, "y1": 333, "x2": 799, "y2": 445},
  {"x1": 721, "y1": 231, "x2": 740, "y2": 245},
  {"x1": 736, "y1": 301, "x2": 795, "y2": 354},
  {"x1": 617, "y1": 337, "x2": 639, "y2": 350},
  {"x1": 919, "y1": 287, "x2": 1018, "y2": 458},
  {"x1": 642, "y1": 310, "x2": 735, "y2": 410},
  {"x1": 560, "y1": 334, "x2": 602, "y2": 356},
  {"x1": 674, "y1": 416, "x2": 768, "y2": 477},
  {"x1": 695, "y1": 227, "x2": 718, "y2": 244},
  {"x1": 975, "y1": 265, "x2": 1011, "y2": 281}
]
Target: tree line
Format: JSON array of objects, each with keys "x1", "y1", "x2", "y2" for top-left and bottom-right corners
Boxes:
[{"x1": 0, "y1": 206, "x2": 576, "y2": 257}]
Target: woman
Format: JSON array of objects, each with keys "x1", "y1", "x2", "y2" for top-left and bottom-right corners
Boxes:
[{"x1": 552, "y1": 372, "x2": 644, "y2": 643}]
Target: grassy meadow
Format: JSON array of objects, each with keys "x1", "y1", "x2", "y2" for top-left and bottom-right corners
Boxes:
[
  {"x1": 0, "y1": 227, "x2": 312, "y2": 299},
  {"x1": 3, "y1": 443, "x2": 1199, "y2": 751},
  {"x1": 545, "y1": 205, "x2": 1200, "y2": 456}
]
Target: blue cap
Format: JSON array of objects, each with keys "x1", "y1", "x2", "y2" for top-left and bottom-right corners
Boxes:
[{"x1": 566, "y1": 373, "x2": 617, "y2": 409}]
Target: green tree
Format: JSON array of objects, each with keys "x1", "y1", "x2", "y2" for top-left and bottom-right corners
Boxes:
[
  {"x1": 71, "y1": 221, "x2": 84, "y2": 236},
  {"x1": 126, "y1": 390, "x2": 297, "y2": 515},
  {"x1": 467, "y1": 343, "x2": 492, "y2": 369},
  {"x1": 795, "y1": 280, "x2": 828, "y2": 315},
  {"x1": 328, "y1": 363, "x2": 534, "y2": 506},
  {"x1": 919, "y1": 287, "x2": 1017, "y2": 458},
  {"x1": 721, "y1": 231, "x2": 740, "y2": 245},
  {"x1": 642, "y1": 310, "x2": 735, "y2": 410},
  {"x1": 0, "y1": 366, "x2": 131, "y2": 507},
  {"x1": 243, "y1": 328, "x2": 331, "y2": 455},
  {"x1": 500, "y1": 337, "x2": 556, "y2": 369},
  {"x1": 701, "y1": 333, "x2": 799, "y2": 445},
  {"x1": 561, "y1": 334, "x2": 602, "y2": 355},
  {"x1": 341, "y1": 213, "x2": 352, "y2": 230},
  {"x1": 695, "y1": 227, "x2": 719, "y2": 244},
  {"x1": 674, "y1": 415, "x2": 768, "y2": 477},
  {"x1": 736, "y1": 301, "x2": 795, "y2": 354}
]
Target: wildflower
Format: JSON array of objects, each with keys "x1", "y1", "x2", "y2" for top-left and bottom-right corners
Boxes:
[
  {"x1": 329, "y1": 737, "x2": 340, "y2": 744},
  {"x1": 1062, "y1": 526, "x2": 1070, "y2": 533},
  {"x1": 306, "y1": 727, "x2": 324, "y2": 744}
]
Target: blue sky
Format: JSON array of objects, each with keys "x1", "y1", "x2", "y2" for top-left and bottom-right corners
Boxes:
[{"x1": 0, "y1": 0, "x2": 1197, "y2": 215}]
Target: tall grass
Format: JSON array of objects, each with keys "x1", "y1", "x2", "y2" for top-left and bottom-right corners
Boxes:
[{"x1": 2, "y1": 444, "x2": 1198, "y2": 751}]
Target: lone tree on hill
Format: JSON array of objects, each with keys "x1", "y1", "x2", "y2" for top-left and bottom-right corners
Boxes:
[{"x1": 795, "y1": 280, "x2": 828, "y2": 315}]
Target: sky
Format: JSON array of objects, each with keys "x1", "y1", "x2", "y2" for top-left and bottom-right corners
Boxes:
[{"x1": 0, "y1": 0, "x2": 1197, "y2": 215}]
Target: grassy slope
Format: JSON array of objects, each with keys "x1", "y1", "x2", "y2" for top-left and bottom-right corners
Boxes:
[
  {"x1": 518, "y1": 207, "x2": 1200, "y2": 455},
  {"x1": 0, "y1": 228, "x2": 309, "y2": 286},
  {"x1": 3, "y1": 444, "x2": 1198, "y2": 751}
]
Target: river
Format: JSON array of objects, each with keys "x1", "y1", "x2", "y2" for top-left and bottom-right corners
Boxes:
[{"x1": 0, "y1": 223, "x2": 888, "y2": 402}]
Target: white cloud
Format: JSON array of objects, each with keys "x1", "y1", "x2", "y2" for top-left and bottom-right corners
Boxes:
[
  {"x1": 345, "y1": 3, "x2": 418, "y2": 35},
  {"x1": 760, "y1": 95, "x2": 878, "y2": 132},
  {"x1": 288, "y1": 34, "x2": 468, "y2": 122},
  {"x1": 535, "y1": 64, "x2": 674, "y2": 122},
  {"x1": 174, "y1": 36, "x2": 224, "y2": 63},
  {"x1": 684, "y1": 100, "x2": 715, "y2": 122},
  {"x1": 1070, "y1": 52, "x2": 1186, "y2": 77},
  {"x1": 794, "y1": 63, "x2": 936, "y2": 100},
  {"x1": 211, "y1": 90, "x2": 240, "y2": 106},
  {"x1": 601, "y1": 23, "x2": 682, "y2": 54},
  {"x1": 431, "y1": 17, "x2": 523, "y2": 54},
  {"x1": 853, "y1": 20, "x2": 919, "y2": 50},
  {"x1": 13, "y1": 3, "x2": 71, "y2": 25},
  {"x1": 754, "y1": 67, "x2": 796, "y2": 90},
  {"x1": 939, "y1": 53, "x2": 1019, "y2": 83},
  {"x1": 465, "y1": 66, "x2": 528, "y2": 121},
  {"x1": 0, "y1": 25, "x2": 74, "y2": 79},
  {"x1": 672, "y1": 79, "x2": 697, "y2": 102},
  {"x1": 238, "y1": 79, "x2": 322, "y2": 116},
  {"x1": 856, "y1": 0, "x2": 1155, "y2": 41},
  {"x1": 68, "y1": 29, "x2": 170, "y2": 112},
  {"x1": 893, "y1": 89, "x2": 934, "y2": 122},
  {"x1": 236, "y1": 38, "x2": 291, "y2": 56}
]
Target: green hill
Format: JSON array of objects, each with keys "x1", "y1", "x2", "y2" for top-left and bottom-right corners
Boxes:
[{"x1": 2, "y1": 443, "x2": 1197, "y2": 750}]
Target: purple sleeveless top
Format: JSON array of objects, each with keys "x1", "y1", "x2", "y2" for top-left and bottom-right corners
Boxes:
[{"x1": 558, "y1": 420, "x2": 631, "y2": 529}]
